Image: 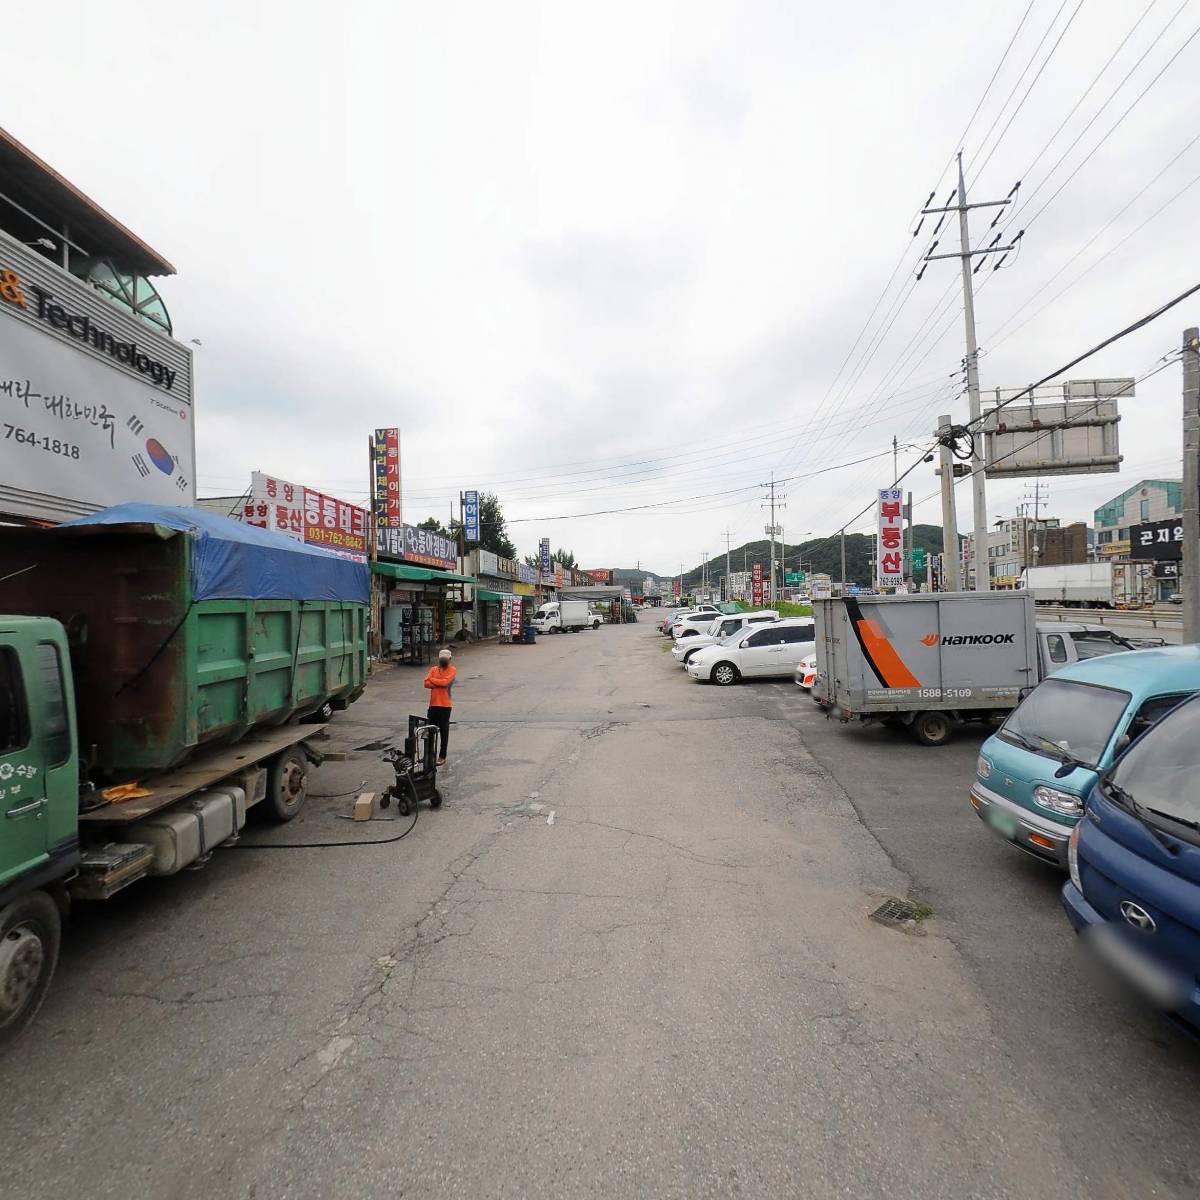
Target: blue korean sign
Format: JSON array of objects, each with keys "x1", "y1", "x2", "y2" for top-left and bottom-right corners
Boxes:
[
  {"x1": 539, "y1": 537, "x2": 551, "y2": 575},
  {"x1": 463, "y1": 489, "x2": 480, "y2": 543}
]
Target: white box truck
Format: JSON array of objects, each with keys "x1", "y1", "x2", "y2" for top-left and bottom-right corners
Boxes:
[
  {"x1": 810, "y1": 592, "x2": 1138, "y2": 745},
  {"x1": 531, "y1": 599, "x2": 598, "y2": 633},
  {"x1": 1021, "y1": 562, "x2": 1154, "y2": 608}
]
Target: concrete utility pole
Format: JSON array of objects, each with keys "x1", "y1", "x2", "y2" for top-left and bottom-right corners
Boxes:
[
  {"x1": 921, "y1": 155, "x2": 1021, "y2": 594},
  {"x1": 839, "y1": 529, "x2": 847, "y2": 593},
  {"x1": 724, "y1": 528, "x2": 732, "y2": 603},
  {"x1": 905, "y1": 491, "x2": 914, "y2": 589},
  {"x1": 761, "y1": 473, "x2": 784, "y2": 603},
  {"x1": 937, "y1": 414, "x2": 963, "y2": 591},
  {"x1": 1182, "y1": 327, "x2": 1200, "y2": 643}
]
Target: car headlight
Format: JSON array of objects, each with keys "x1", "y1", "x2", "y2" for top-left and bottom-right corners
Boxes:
[
  {"x1": 976, "y1": 754, "x2": 992, "y2": 780},
  {"x1": 1032, "y1": 785, "x2": 1084, "y2": 817},
  {"x1": 1068, "y1": 823, "x2": 1082, "y2": 891}
]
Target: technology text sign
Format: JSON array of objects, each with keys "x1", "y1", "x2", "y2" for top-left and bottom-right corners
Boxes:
[{"x1": 1, "y1": 286, "x2": 194, "y2": 520}]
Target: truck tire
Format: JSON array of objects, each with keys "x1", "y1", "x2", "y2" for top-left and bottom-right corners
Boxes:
[
  {"x1": 0, "y1": 891, "x2": 61, "y2": 1047},
  {"x1": 711, "y1": 661, "x2": 740, "y2": 686},
  {"x1": 265, "y1": 746, "x2": 309, "y2": 822},
  {"x1": 910, "y1": 711, "x2": 954, "y2": 746}
]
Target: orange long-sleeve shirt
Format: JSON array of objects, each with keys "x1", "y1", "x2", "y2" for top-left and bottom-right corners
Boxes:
[{"x1": 423, "y1": 663, "x2": 456, "y2": 707}]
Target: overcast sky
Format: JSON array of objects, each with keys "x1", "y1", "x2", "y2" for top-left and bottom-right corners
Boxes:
[{"x1": 8, "y1": 0, "x2": 1198, "y2": 573}]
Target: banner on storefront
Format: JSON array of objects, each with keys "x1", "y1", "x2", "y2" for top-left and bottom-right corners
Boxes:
[
  {"x1": 517, "y1": 561, "x2": 538, "y2": 585},
  {"x1": 371, "y1": 428, "x2": 401, "y2": 528},
  {"x1": 463, "y1": 489, "x2": 480, "y2": 542},
  {"x1": 876, "y1": 487, "x2": 904, "y2": 587},
  {"x1": 249, "y1": 471, "x2": 368, "y2": 559}
]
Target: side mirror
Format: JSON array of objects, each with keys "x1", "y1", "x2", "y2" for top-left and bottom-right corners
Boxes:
[
  {"x1": 1017, "y1": 685, "x2": 1034, "y2": 703},
  {"x1": 1115, "y1": 733, "x2": 1132, "y2": 754}
]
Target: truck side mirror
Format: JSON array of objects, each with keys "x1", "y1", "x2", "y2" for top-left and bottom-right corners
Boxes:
[{"x1": 1017, "y1": 685, "x2": 1034, "y2": 704}]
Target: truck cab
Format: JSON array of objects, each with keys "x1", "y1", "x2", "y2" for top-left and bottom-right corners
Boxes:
[{"x1": 0, "y1": 618, "x2": 80, "y2": 1046}]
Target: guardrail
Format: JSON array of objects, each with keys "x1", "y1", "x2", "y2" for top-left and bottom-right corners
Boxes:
[{"x1": 1038, "y1": 605, "x2": 1180, "y2": 630}]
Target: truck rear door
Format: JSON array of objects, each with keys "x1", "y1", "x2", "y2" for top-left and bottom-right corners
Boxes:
[{"x1": 0, "y1": 644, "x2": 48, "y2": 886}]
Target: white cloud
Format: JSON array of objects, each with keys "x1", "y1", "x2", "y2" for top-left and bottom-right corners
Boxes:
[{"x1": 5, "y1": 0, "x2": 1197, "y2": 569}]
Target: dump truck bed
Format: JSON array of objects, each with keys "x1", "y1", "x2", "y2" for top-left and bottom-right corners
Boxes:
[{"x1": 0, "y1": 506, "x2": 368, "y2": 779}]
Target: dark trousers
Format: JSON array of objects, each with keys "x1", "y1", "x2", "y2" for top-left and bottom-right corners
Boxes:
[{"x1": 427, "y1": 705, "x2": 451, "y2": 759}]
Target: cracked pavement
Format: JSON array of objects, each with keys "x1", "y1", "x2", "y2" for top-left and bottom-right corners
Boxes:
[{"x1": 2, "y1": 622, "x2": 1188, "y2": 1197}]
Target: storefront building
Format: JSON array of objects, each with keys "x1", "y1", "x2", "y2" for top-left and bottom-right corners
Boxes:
[
  {"x1": 1093, "y1": 479, "x2": 1182, "y2": 562},
  {"x1": 375, "y1": 525, "x2": 475, "y2": 660},
  {"x1": 0, "y1": 127, "x2": 193, "y2": 525}
]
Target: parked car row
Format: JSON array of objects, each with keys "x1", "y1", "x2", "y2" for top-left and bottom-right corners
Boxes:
[
  {"x1": 797, "y1": 591, "x2": 1200, "y2": 1037},
  {"x1": 970, "y1": 643, "x2": 1200, "y2": 1038},
  {"x1": 660, "y1": 606, "x2": 815, "y2": 685}
]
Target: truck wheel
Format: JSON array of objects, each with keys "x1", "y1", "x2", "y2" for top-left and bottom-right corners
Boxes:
[
  {"x1": 712, "y1": 662, "x2": 740, "y2": 686},
  {"x1": 265, "y1": 746, "x2": 309, "y2": 822},
  {"x1": 910, "y1": 711, "x2": 953, "y2": 746},
  {"x1": 0, "y1": 891, "x2": 61, "y2": 1047}
]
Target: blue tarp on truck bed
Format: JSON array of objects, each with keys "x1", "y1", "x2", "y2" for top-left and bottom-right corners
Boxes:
[{"x1": 64, "y1": 503, "x2": 370, "y2": 604}]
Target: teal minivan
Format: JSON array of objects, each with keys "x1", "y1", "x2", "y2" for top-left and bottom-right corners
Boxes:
[{"x1": 970, "y1": 645, "x2": 1200, "y2": 869}]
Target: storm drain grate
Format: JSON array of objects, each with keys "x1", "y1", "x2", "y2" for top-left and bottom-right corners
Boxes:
[{"x1": 870, "y1": 897, "x2": 930, "y2": 929}]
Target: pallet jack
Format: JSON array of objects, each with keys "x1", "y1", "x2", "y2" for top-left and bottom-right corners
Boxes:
[{"x1": 380, "y1": 714, "x2": 444, "y2": 817}]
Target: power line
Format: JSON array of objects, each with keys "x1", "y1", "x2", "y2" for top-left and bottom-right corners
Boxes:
[{"x1": 966, "y1": 0, "x2": 1080, "y2": 184}]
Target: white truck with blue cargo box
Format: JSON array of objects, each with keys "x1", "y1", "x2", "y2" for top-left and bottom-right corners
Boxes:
[{"x1": 811, "y1": 592, "x2": 1136, "y2": 745}]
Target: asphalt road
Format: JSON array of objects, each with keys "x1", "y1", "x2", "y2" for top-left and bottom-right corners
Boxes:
[{"x1": 3, "y1": 624, "x2": 1198, "y2": 1198}]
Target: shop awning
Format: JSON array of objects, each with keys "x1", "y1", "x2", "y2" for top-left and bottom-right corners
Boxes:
[
  {"x1": 371, "y1": 562, "x2": 478, "y2": 584},
  {"x1": 477, "y1": 588, "x2": 519, "y2": 601}
]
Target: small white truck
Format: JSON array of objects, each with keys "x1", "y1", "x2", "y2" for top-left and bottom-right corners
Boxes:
[
  {"x1": 811, "y1": 592, "x2": 1136, "y2": 745},
  {"x1": 531, "y1": 599, "x2": 599, "y2": 634}
]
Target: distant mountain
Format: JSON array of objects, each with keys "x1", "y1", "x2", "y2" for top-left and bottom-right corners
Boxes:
[{"x1": 673, "y1": 525, "x2": 950, "y2": 591}]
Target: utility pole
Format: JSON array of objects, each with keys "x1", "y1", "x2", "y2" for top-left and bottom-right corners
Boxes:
[
  {"x1": 937, "y1": 414, "x2": 962, "y2": 591},
  {"x1": 921, "y1": 155, "x2": 1021, "y2": 594},
  {"x1": 905, "y1": 491, "x2": 914, "y2": 590},
  {"x1": 892, "y1": 435, "x2": 899, "y2": 483},
  {"x1": 724, "y1": 528, "x2": 732, "y2": 604},
  {"x1": 761, "y1": 472, "x2": 785, "y2": 604},
  {"x1": 839, "y1": 529, "x2": 846, "y2": 594},
  {"x1": 1182, "y1": 327, "x2": 1199, "y2": 643}
]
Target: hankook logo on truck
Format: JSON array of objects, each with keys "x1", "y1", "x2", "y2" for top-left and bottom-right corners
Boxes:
[
  {"x1": 922, "y1": 633, "x2": 1016, "y2": 646},
  {"x1": 0, "y1": 267, "x2": 178, "y2": 391}
]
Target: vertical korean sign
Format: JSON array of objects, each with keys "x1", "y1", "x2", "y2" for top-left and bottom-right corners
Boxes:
[
  {"x1": 463, "y1": 489, "x2": 480, "y2": 543},
  {"x1": 539, "y1": 537, "x2": 552, "y2": 578},
  {"x1": 509, "y1": 594, "x2": 523, "y2": 637},
  {"x1": 751, "y1": 561, "x2": 764, "y2": 607},
  {"x1": 371, "y1": 427, "x2": 401, "y2": 528},
  {"x1": 877, "y1": 487, "x2": 904, "y2": 588},
  {"x1": 673, "y1": 579, "x2": 681, "y2": 598}
]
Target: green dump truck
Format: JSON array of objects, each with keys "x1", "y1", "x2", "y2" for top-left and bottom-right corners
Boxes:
[{"x1": 0, "y1": 504, "x2": 369, "y2": 1044}]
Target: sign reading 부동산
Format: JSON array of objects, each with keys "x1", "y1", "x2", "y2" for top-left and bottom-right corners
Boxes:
[{"x1": 0, "y1": 236, "x2": 195, "y2": 522}]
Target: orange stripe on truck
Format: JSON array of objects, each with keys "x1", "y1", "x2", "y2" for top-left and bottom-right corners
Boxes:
[{"x1": 858, "y1": 619, "x2": 921, "y2": 689}]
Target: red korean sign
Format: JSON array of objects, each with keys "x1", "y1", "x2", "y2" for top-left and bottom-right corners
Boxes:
[
  {"x1": 673, "y1": 579, "x2": 681, "y2": 598},
  {"x1": 248, "y1": 471, "x2": 369, "y2": 560},
  {"x1": 751, "y1": 561, "x2": 764, "y2": 607},
  {"x1": 509, "y1": 595, "x2": 523, "y2": 637},
  {"x1": 877, "y1": 487, "x2": 904, "y2": 587},
  {"x1": 371, "y1": 427, "x2": 401, "y2": 528}
]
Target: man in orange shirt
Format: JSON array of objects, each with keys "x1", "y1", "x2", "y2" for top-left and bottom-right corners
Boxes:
[{"x1": 423, "y1": 647, "x2": 457, "y2": 766}]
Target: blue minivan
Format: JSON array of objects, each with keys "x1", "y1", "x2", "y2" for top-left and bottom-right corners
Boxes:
[
  {"x1": 1062, "y1": 691, "x2": 1200, "y2": 1035},
  {"x1": 971, "y1": 646, "x2": 1200, "y2": 869}
]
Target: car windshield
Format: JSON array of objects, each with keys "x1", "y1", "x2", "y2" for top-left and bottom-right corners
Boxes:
[
  {"x1": 1069, "y1": 630, "x2": 1134, "y2": 660},
  {"x1": 999, "y1": 677, "x2": 1130, "y2": 768},
  {"x1": 1109, "y1": 694, "x2": 1200, "y2": 825}
]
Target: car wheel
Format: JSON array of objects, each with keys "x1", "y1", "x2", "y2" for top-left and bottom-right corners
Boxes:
[
  {"x1": 910, "y1": 711, "x2": 954, "y2": 746},
  {"x1": 712, "y1": 662, "x2": 740, "y2": 686},
  {"x1": 265, "y1": 746, "x2": 309, "y2": 821},
  {"x1": 0, "y1": 891, "x2": 61, "y2": 1047}
]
